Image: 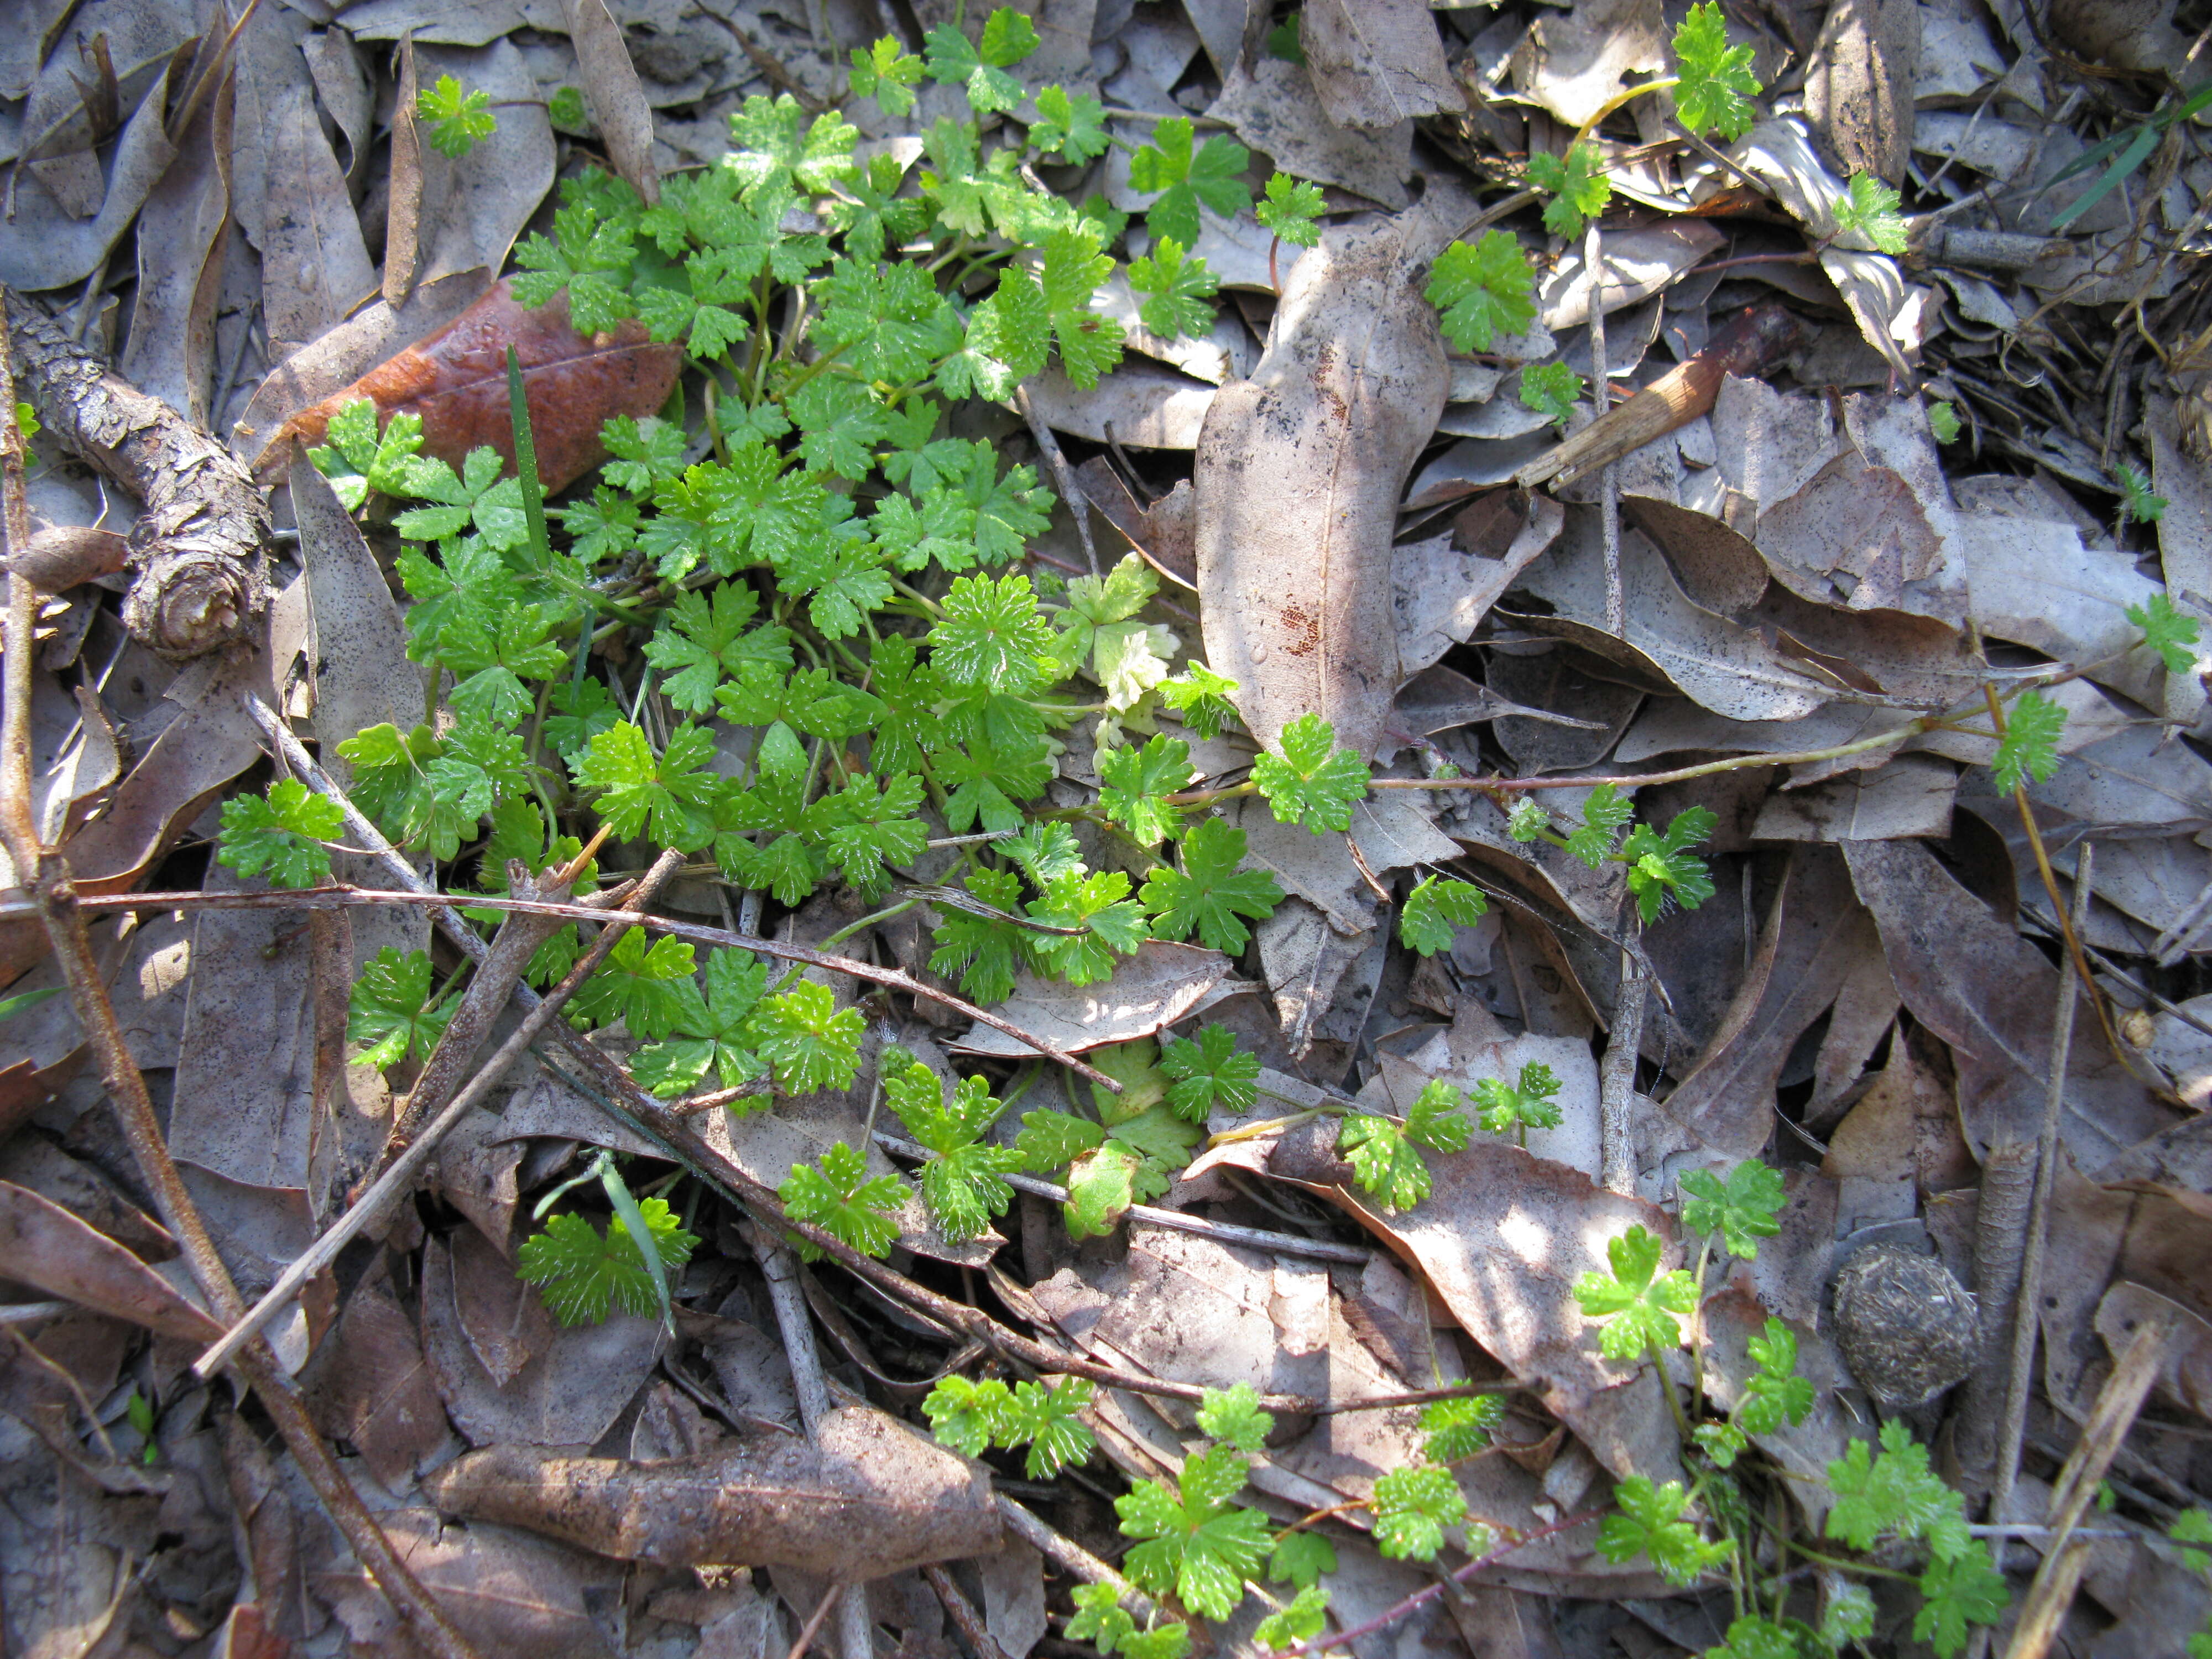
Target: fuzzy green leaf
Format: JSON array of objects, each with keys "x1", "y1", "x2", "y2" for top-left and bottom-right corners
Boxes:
[
  {"x1": 1159, "y1": 1025, "x2": 1260, "y2": 1120},
  {"x1": 347, "y1": 947, "x2": 454, "y2": 1070},
  {"x1": 1369, "y1": 1465, "x2": 1467, "y2": 1562},
  {"x1": 1420, "y1": 1394, "x2": 1505, "y2": 1462},
  {"x1": 1252, "y1": 713, "x2": 1369, "y2": 833},
  {"x1": 1426, "y1": 231, "x2": 1536, "y2": 353},
  {"x1": 1991, "y1": 690, "x2": 2067, "y2": 794},
  {"x1": 1595, "y1": 1476, "x2": 1729, "y2": 1585},
  {"x1": 1399, "y1": 875, "x2": 1489, "y2": 956},
  {"x1": 1670, "y1": 2, "x2": 1762, "y2": 140},
  {"x1": 779, "y1": 1140, "x2": 905, "y2": 1257},
  {"x1": 1527, "y1": 143, "x2": 1611, "y2": 239},
  {"x1": 1678, "y1": 1159, "x2": 1785, "y2": 1259},
  {"x1": 218, "y1": 780, "x2": 343, "y2": 888},
  {"x1": 1256, "y1": 173, "x2": 1325, "y2": 247},
  {"x1": 749, "y1": 981, "x2": 866, "y2": 1094},
  {"x1": 1834, "y1": 172, "x2": 1909, "y2": 253},
  {"x1": 517, "y1": 1198, "x2": 699, "y2": 1324},
  {"x1": 1574, "y1": 1225, "x2": 1698, "y2": 1359}
]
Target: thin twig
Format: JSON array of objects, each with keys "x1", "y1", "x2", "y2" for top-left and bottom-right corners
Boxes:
[
  {"x1": 1584, "y1": 219, "x2": 1624, "y2": 639},
  {"x1": 1278, "y1": 1508, "x2": 1608, "y2": 1658},
  {"x1": 785, "y1": 1582, "x2": 847, "y2": 1659},
  {"x1": 1990, "y1": 843, "x2": 2095, "y2": 1558},
  {"x1": 1598, "y1": 946, "x2": 1646, "y2": 1196},
  {"x1": 997, "y1": 1494, "x2": 1159, "y2": 1620},
  {"x1": 752, "y1": 1226, "x2": 875, "y2": 1659},
  {"x1": 190, "y1": 851, "x2": 683, "y2": 1381},
  {"x1": 873, "y1": 1131, "x2": 1373, "y2": 1264},
  {"x1": 923, "y1": 1563, "x2": 1009, "y2": 1659},
  {"x1": 1014, "y1": 383, "x2": 1098, "y2": 575},
  {"x1": 43, "y1": 880, "x2": 1121, "y2": 1089}
]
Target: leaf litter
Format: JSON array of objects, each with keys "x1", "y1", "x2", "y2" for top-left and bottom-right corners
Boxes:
[{"x1": 9, "y1": 2, "x2": 2212, "y2": 1657}]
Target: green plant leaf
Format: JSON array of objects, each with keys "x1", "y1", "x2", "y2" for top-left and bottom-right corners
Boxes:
[
  {"x1": 1527, "y1": 142, "x2": 1611, "y2": 239},
  {"x1": 1420, "y1": 1394, "x2": 1504, "y2": 1461},
  {"x1": 1253, "y1": 713, "x2": 1369, "y2": 833},
  {"x1": 1990, "y1": 690, "x2": 2067, "y2": 794},
  {"x1": 1928, "y1": 399, "x2": 1962, "y2": 443},
  {"x1": 849, "y1": 35, "x2": 925, "y2": 117},
  {"x1": 1426, "y1": 231, "x2": 1536, "y2": 353},
  {"x1": 1574, "y1": 1225, "x2": 1697, "y2": 1359},
  {"x1": 418, "y1": 73, "x2": 495, "y2": 158},
  {"x1": 1833, "y1": 172, "x2": 1909, "y2": 253},
  {"x1": 1001, "y1": 1376, "x2": 1097, "y2": 1476},
  {"x1": 924, "y1": 7, "x2": 1039, "y2": 112},
  {"x1": 1825, "y1": 1421, "x2": 1973, "y2": 1562},
  {"x1": 2128, "y1": 593, "x2": 2203, "y2": 672},
  {"x1": 1472, "y1": 1061, "x2": 1563, "y2": 1138},
  {"x1": 347, "y1": 947, "x2": 455, "y2": 1070},
  {"x1": 570, "y1": 721, "x2": 724, "y2": 852},
  {"x1": 2120, "y1": 461, "x2": 2169, "y2": 524},
  {"x1": 1619, "y1": 806, "x2": 1717, "y2": 924},
  {"x1": 1127, "y1": 116, "x2": 1253, "y2": 247},
  {"x1": 1915, "y1": 1543, "x2": 2008, "y2": 1657},
  {"x1": 1031, "y1": 84, "x2": 1109, "y2": 160},
  {"x1": 1267, "y1": 1533, "x2": 1337, "y2": 1590},
  {"x1": 749, "y1": 980, "x2": 866, "y2": 1093},
  {"x1": 923, "y1": 1374, "x2": 1014, "y2": 1456},
  {"x1": 516, "y1": 1197, "x2": 699, "y2": 1324},
  {"x1": 779, "y1": 1140, "x2": 906, "y2": 1258},
  {"x1": 1196, "y1": 1382, "x2": 1272, "y2": 1452},
  {"x1": 1736, "y1": 1317, "x2": 1816, "y2": 1434},
  {"x1": 1518, "y1": 361, "x2": 1586, "y2": 429},
  {"x1": 1140, "y1": 817, "x2": 1284, "y2": 953},
  {"x1": 886, "y1": 1057, "x2": 1023, "y2": 1240},
  {"x1": 1099, "y1": 735, "x2": 1194, "y2": 846},
  {"x1": 1399, "y1": 875, "x2": 1489, "y2": 956},
  {"x1": 1564, "y1": 782, "x2": 1634, "y2": 867},
  {"x1": 1595, "y1": 1475, "x2": 1729, "y2": 1585},
  {"x1": 1678, "y1": 1159, "x2": 1785, "y2": 1259},
  {"x1": 1159, "y1": 1025, "x2": 1260, "y2": 1120},
  {"x1": 1256, "y1": 173, "x2": 1325, "y2": 247},
  {"x1": 1254, "y1": 1584, "x2": 1330, "y2": 1650},
  {"x1": 1158, "y1": 662, "x2": 1240, "y2": 739},
  {"x1": 1116, "y1": 1444, "x2": 1272, "y2": 1620},
  {"x1": 217, "y1": 779, "x2": 343, "y2": 888},
  {"x1": 1670, "y1": 2, "x2": 1762, "y2": 140},
  {"x1": 568, "y1": 928, "x2": 698, "y2": 1040},
  {"x1": 1128, "y1": 237, "x2": 1219, "y2": 340},
  {"x1": 1369, "y1": 1465, "x2": 1467, "y2": 1562},
  {"x1": 1337, "y1": 1113, "x2": 1430, "y2": 1213}
]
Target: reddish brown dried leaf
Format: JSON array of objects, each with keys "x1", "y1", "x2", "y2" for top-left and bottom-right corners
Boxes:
[{"x1": 259, "y1": 279, "x2": 683, "y2": 493}]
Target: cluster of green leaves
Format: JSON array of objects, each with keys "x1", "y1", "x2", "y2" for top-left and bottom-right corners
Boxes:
[
  {"x1": 1336, "y1": 1081, "x2": 1469, "y2": 1213},
  {"x1": 1822, "y1": 1423, "x2": 2009, "y2": 1655},
  {"x1": 218, "y1": 779, "x2": 345, "y2": 888},
  {"x1": 884, "y1": 1051, "x2": 1022, "y2": 1240},
  {"x1": 2169, "y1": 1509, "x2": 2212, "y2": 1657},
  {"x1": 1015, "y1": 1036, "x2": 1207, "y2": 1238},
  {"x1": 922, "y1": 1373, "x2": 1097, "y2": 1476},
  {"x1": 1508, "y1": 785, "x2": 1717, "y2": 924},
  {"x1": 517, "y1": 1195, "x2": 699, "y2": 1324}
]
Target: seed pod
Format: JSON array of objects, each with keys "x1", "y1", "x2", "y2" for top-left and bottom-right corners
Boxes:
[{"x1": 1832, "y1": 1242, "x2": 1979, "y2": 1411}]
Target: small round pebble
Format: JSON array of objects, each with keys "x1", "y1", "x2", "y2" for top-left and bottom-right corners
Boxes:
[{"x1": 1832, "y1": 1244, "x2": 1979, "y2": 1411}]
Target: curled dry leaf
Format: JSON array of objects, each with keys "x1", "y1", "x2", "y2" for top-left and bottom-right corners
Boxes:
[
  {"x1": 257, "y1": 278, "x2": 684, "y2": 494},
  {"x1": 424, "y1": 1405, "x2": 1001, "y2": 1574},
  {"x1": 0, "y1": 1179, "x2": 222, "y2": 1344},
  {"x1": 1196, "y1": 212, "x2": 1450, "y2": 759}
]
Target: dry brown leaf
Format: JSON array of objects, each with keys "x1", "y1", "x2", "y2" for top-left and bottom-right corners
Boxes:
[
  {"x1": 119, "y1": 67, "x2": 230, "y2": 425},
  {"x1": 300, "y1": 1278, "x2": 453, "y2": 1490},
  {"x1": 258, "y1": 278, "x2": 684, "y2": 493},
  {"x1": 0, "y1": 56, "x2": 180, "y2": 292},
  {"x1": 424, "y1": 1405, "x2": 1001, "y2": 1573},
  {"x1": 1508, "y1": 0, "x2": 1668, "y2": 127},
  {"x1": 1196, "y1": 212, "x2": 1449, "y2": 759},
  {"x1": 419, "y1": 1227, "x2": 662, "y2": 1447},
  {"x1": 1204, "y1": 55, "x2": 1412, "y2": 209},
  {"x1": 1804, "y1": 0, "x2": 1920, "y2": 185},
  {"x1": 1843, "y1": 838, "x2": 2176, "y2": 1173},
  {"x1": 0, "y1": 1180, "x2": 221, "y2": 1343}
]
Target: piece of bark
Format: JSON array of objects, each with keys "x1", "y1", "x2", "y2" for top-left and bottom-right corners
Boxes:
[
  {"x1": 255, "y1": 279, "x2": 684, "y2": 495},
  {"x1": 423, "y1": 1405, "x2": 1002, "y2": 1574},
  {"x1": 1804, "y1": 0, "x2": 1919, "y2": 186},
  {"x1": 1193, "y1": 210, "x2": 1451, "y2": 760},
  {"x1": 1516, "y1": 304, "x2": 1805, "y2": 491},
  {"x1": 6, "y1": 285, "x2": 269, "y2": 658}
]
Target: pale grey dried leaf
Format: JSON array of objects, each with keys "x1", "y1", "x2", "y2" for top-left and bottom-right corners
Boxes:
[
  {"x1": 1507, "y1": 515, "x2": 1840, "y2": 723},
  {"x1": 1752, "y1": 452, "x2": 1944, "y2": 614},
  {"x1": 424, "y1": 1405, "x2": 1001, "y2": 1573},
  {"x1": 1254, "y1": 900, "x2": 1375, "y2": 1057},
  {"x1": 1303, "y1": 0, "x2": 1459, "y2": 129},
  {"x1": 948, "y1": 940, "x2": 1230, "y2": 1056},
  {"x1": 1227, "y1": 797, "x2": 1380, "y2": 937},
  {"x1": 0, "y1": 1178, "x2": 219, "y2": 1342},
  {"x1": 413, "y1": 40, "x2": 559, "y2": 288},
  {"x1": 2150, "y1": 393, "x2": 2212, "y2": 614},
  {"x1": 563, "y1": 0, "x2": 660, "y2": 204},
  {"x1": 1750, "y1": 753, "x2": 1957, "y2": 841},
  {"x1": 170, "y1": 858, "x2": 320, "y2": 1195},
  {"x1": 1019, "y1": 358, "x2": 1214, "y2": 448},
  {"x1": 0, "y1": 59, "x2": 178, "y2": 291},
  {"x1": 1537, "y1": 222, "x2": 1725, "y2": 333},
  {"x1": 1196, "y1": 212, "x2": 1449, "y2": 758},
  {"x1": 335, "y1": 0, "x2": 528, "y2": 44},
  {"x1": 233, "y1": 5, "x2": 378, "y2": 352},
  {"x1": 1088, "y1": 270, "x2": 1251, "y2": 385},
  {"x1": 119, "y1": 81, "x2": 229, "y2": 426},
  {"x1": 304, "y1": 26, "x2": 375, "y2": 178},
  {"x1": 1204, "y1": 54, "x2": 1412, "y2": 208},
  {"x1": 980, "y1": 1540, "x2": 1047, "y2": 1659},
  {"x1": 1804, "y1": 0, "x2": 1919, "y2": 185},
  {"x1": 315, "y1": 1506, "x2": 621, "y2": 1659},
  {"x1": 1914, "y1": 6, "x2": 2008, "y2": 98},
  {"x1": 1507, "y1": 0, "x2": 1667, "y2": 127}
]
